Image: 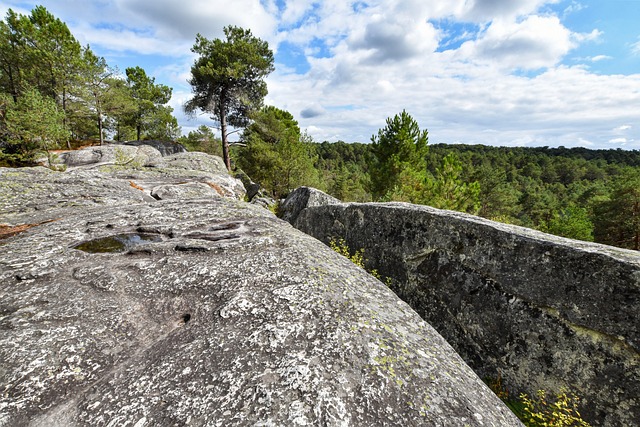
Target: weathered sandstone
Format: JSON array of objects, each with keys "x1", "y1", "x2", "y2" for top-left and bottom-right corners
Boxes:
[
  {"x1": 0, "y1": 148, "x2": 521, "y2": 426},
  {"x1": 287, "y1": 187, "x2": 640, "y2": 427}
]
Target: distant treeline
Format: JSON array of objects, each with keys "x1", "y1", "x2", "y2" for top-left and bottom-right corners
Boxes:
[{"x1": 312, "y1": 140, "x2": 640, "y2": 250}]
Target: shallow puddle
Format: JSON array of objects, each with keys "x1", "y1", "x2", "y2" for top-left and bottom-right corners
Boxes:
[{"x1": 74, "y1": 233, "x2": 163, "y2": 253}]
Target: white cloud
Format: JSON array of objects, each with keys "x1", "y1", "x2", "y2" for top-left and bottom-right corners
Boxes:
[
  {"x1": 589, "y1": 55, "x2": 611, "y2": 62},
  {"x1": 350, "y1": 14, "x2": 439, "y2": 62},
  {"x1": 572, "y1": 28, "x2": 602, "y2": 43},
  {"x1": 609, "y1": 138, "x2": 627, "y2": 144},
  {"x1": 615, "y1": 125, "x2": 632, "y2": 132},
  {"x1": 458, "y1": 0, "x2": 560, "y2": 22},
  {"x1": 458, "y1": 15, "x2": 574, "y2": 70},
  {"x1": 121, "y1": 0, "x2": 277, "y2": 41}
]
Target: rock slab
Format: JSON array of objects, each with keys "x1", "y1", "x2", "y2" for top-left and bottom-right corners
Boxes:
[
  {"x1": 288, "y1": 193, "x2": 640, "y2": 427},
  {"x1": 0, "y1": 152, "x2": 521, "y2": 426}
]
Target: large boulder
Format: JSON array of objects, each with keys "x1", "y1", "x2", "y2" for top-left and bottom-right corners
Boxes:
[
  {"x1": 290, "y1": 200, "x2": 640, "y2": 427},
  {"x1": 280, "y1": 186, "x2": 342, "y2": 224},
  {"x1": 0, "y1": 163, "x2": 522, "y2": 426},
  {"x1": 3, "y1": 145, "x2": 246, "y2": 220},
  {"x1": 55, "y1": 145, "x2": 163, "y2": 169},
  {"x1": 121, "y1": 139, "x2": 187, "y2": 156}
]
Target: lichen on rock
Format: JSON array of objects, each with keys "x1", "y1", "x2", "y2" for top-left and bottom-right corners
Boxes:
[{"x1": 0, "y1": 149, "x2": 521, "y2": 426}]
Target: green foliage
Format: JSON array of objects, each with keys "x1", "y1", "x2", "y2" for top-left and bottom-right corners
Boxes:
[
  {"x1": 370, "y1": 110, "x2": 428, "y2": 199},
  {"x1": 238, "y1": 106, "x2": 318, "y2": 198},
  {"x1": 185, "y1": 26, "x2": 274, "y2": 170},
  {"x1": 125, "y1": 66, "x2": 176, "y2": 141},
  {"x1": 314, "y1": 141, "x2": 372, "y2": 202},
  {"x1": 486, "y1": 377, "x2": 590, "y2": 426},
  {"x1": 519, "y1": 389, "x2": 590, "y2": 427},
  {"x1": 592, "y1": 168, "x2": 640, "y2": 250},
  {"x1": 543, "y1": 206, "x2": 594, "y2": 242},
  {"x1": 1, "y1": 88, "x2": 68, "y2": 166},
  {"x1": 178, "y1": 125, "x2": 223, "y2": 156},
  {"x1": 330, "y1": 238, "x2": 366, "y2": 268},
  {"x1": 425, "y1": 153, "x2": 481, "y2": 213},
  {"x1": 328, "y1": 238, "x2": 388, "y2": 283}
]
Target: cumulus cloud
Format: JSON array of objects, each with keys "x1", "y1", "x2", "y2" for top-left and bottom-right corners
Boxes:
[
  {"x1": 458, "y1": 0, "x2": 560, "y2": 21},
  {"x1": 351, "y1": 15, "x2": 439, "y2": 62},
  {"x1": 119, "y1": 0, "x2": 277, "y2": 41},
  {"x1": 459, "y1": 15, "x2": 574, "y2": 70}
]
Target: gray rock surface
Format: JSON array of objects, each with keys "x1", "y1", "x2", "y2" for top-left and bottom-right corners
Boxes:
[
  {"x1": 56, "y1": 145, "x2": 164, "y2": 169},
  {"x1": 0, "y1": 154, "x2": 522, "y2": 426},
  {"x1": 290, "y1": 197, "x2": 640, "y2": 427},
  {"x1": 279, "y1": 186, "x2": 342, "y2": 224},
  {"x1": 120, "y1": 139, "x2": 187, "y2": 156},
  {"x1": 234, "y1": 170, "x2": 263, "y2": 201},
  {"x1": 1, "y1": 145, "x2": 245, "y2": 227}
]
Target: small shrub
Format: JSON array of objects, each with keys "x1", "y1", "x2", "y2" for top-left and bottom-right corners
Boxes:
[
  {"x1": 520, "y1": 388, "x2": 590, "y2": 427},
  {"x1": 486, "y1": 377, "x2": 590, "y2": 427},
  {"x1": 330, "y1": 238, "x2": 366, "y2": 269},
  {"x1": 328, "y1": 238, "x2": 391, "y2": 285}
]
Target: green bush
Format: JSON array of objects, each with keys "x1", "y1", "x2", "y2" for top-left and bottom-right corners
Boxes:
[
  {"x1": 486, "y1": 377, "x2": 590, "y2": 426},
  {"x1": 328, "y1": 238, "x2": 391, "y2": 285}
]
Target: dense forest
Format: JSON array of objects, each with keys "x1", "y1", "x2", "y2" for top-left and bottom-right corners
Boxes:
[
  {"x1": 1, "y1": 6, "x2": 639, "y2": 252},
  {"x1": 312, "y1": 139, "x2": 640, "y2": 251}
]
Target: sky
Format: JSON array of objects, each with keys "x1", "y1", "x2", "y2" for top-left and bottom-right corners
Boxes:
[{"x1": 2, "y1": 0, "x2": 640, "y2": 149}]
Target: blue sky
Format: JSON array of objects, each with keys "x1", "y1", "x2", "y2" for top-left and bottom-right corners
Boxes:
[{"x1": 2, "y1": 0, "x2": 640, "y2": 149}]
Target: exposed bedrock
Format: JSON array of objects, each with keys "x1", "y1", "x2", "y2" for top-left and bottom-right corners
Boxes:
[
  {"x1": 0, "y1": 149, "x2": 521, "y2": 426},
  {"x1": 287, "y1": 189, "x2": 640, "y2": 427}
]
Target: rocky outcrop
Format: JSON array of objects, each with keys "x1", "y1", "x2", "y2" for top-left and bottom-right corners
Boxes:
[
  {"x1": 1, "y1": 145, "x2": 245, "y2": 226},
  {"x1": 0, "y1": 149, "x2": 521, "y2": 426},
  {"x1": 120, "y1": 139, "x2": 187, "y2": 156},
  {"x1": 279, "y1": 186, "x2": 341, "y2": 224},
  {"x1": 285, "y1": 192, "x2": 640, "y2": 427}
]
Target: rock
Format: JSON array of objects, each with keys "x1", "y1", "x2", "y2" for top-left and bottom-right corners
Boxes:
[
  {"x1": 0, "y1": 204, "x2": 522, "y2": 427},
  {"x1": 234, "y1": 170, "x2": 262, "y2": 201},
  {"x1": 279, "y1": 186, "x2": 342, "y2": 224},
  {"x1": 0, "y1": 163, "x2": 522, "y2": 426},
  {"x1": 0, "y1": 149, "x2": 246, "y2": 226},
  {"x1": 290, "y1": 200, "x2": 640, "y2": 427},
  {"x1": 121, "y1": 139, "x2": 187, "y2": 156},
  {"x1": 150, "y1": 182, "x2": 222, "y2": 200},
  {"x1": 161, "y1": 151, "x2": 227, "y2": 175},
  {"x1": 55, "y1": 145, "x2": 164, "y2": 169},
  {"x1": 251, "y1": 196, "x2": 278, "y2": 211}
]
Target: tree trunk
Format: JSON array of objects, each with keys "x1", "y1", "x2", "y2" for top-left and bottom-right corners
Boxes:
[
  {"x1": 136, "y1": 124, "x2": 141, "y2": 141},
  {"x1": 96, "y1": 95, "x2": 104, "y2": 146},
  {"x1": 219, "y1": 101, "x2": 231, "y2": 171},
  {"x1": 63, "y1": 86, "x2": 71, "y2": 149}
]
